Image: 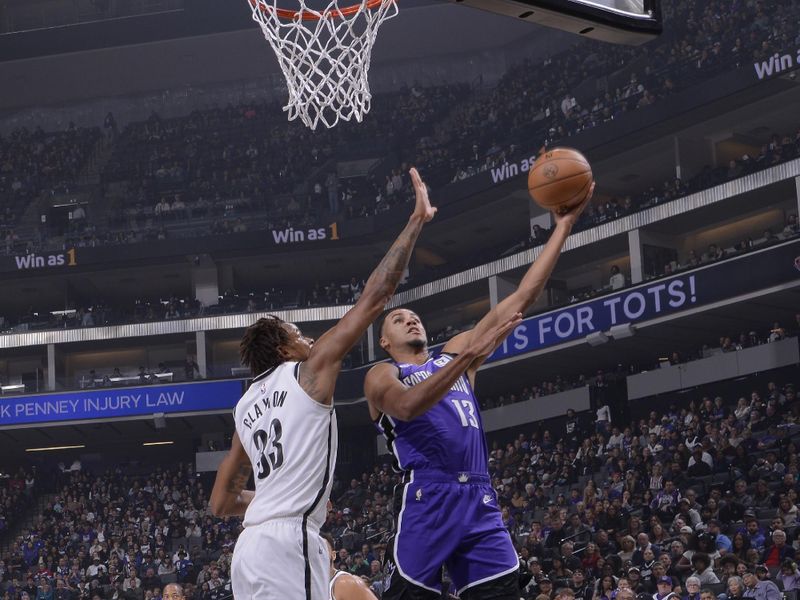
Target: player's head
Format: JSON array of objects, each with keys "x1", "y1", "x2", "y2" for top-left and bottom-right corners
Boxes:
[
  {"x1": 240, "y1": 316, "x2": 314, "y2": 375},
  {"x1": 379, "y1": 308, "x2": 427, "y2": 356},
  {"x1": 163, "y1": 583, "x2": 185, "y2": 600}
]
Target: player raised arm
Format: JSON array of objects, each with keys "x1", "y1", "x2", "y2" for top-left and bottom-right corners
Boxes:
[
  {"x1": 443, "y1": 183, "x2": 595, "y2": 377},
  {"x1": 209, "y1": 431, "x2": 255, "y2": 517},
  {"x1": 365, "y1": 314, "x2": 522, "y2": 421},
  {"x1": 300, "y1": 168, "x2": 436, "y2": 404}
]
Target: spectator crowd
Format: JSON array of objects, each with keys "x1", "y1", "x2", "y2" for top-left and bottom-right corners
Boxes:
[
  {"x1": 1, "y1": 0, "x2": 798, "y2": 260},
  {"x1": 2, "y1": 366, "x2": 799, "y2": 600}
]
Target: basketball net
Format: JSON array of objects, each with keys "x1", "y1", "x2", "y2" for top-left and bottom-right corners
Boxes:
[{"x1": 248, "y1": 0, "x2": 398, "y2": 130}]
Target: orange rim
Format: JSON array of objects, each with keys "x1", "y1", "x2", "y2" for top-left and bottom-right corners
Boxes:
[{"x1": 249, "y1": 0, "x2": 389, "y2": 21}]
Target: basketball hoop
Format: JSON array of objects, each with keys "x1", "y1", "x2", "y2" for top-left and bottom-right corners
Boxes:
[{"x1": 248, "y1": 0, "x2": 398, "y2": 129}]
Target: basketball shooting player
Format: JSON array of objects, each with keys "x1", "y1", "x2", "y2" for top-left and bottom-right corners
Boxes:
[
  {"x1": 364, "y1": 184, "x2": 595, "y2": 600},
  {"x1": 209, "y1": 168, "x2": 436, "y2": 600}
]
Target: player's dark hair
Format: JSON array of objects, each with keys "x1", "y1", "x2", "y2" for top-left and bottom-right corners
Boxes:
[
  {"x1": 240, "y1": 316, "x2": 290, "y2": 376},
  {"x1": 379, "y1": 308, "x2": 424, "y2": 337}
]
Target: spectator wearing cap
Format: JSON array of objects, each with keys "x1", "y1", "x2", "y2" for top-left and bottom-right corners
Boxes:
[
  {"x1": 691, "y1": 553, "x2": 720, "y2": 584},
  {"x1": 538, "y1": 575, "x2": 554, "y2": 599},
  {"x1": 626, "y1": 567, "x2": 644, "y2": 594},
  {"x1": 653, "y1": 576, "x2": 674, "y2": 600},
  {"x1": 687, "y1": 447, "x2": 713, "y2": 477},
  {"x1": 571, "y1": 568, "x2": 593, "y2": 600},
  {"x1": 762, "y1": 530, "x2": 796, "y2": 566},
  {"x1": 708, "y1": 519, "x2": 733, "y2": 553},
  {"x1": 742, "y1": 570, "x2": 781, "y2": 600},
  {"x1": 674, "y1": 498, "x2": 702, "y2": 529},
  {"x1": 683, "y1": 576, "x2": 702, "y2": 600}
]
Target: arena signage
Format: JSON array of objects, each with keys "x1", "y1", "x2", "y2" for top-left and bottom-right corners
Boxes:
[
  {"x1": 0, "y1": 380, "x2": 243, "y2": 427},
  {"x1": 13, "y1": 248, "x2": 77, "y2": 271},
  {"x1": 753, "y1": 46, "x2": 800, "y2": 81},
  {"x1": 488, "y1": 238, "x2": 800, "y2": 362}
]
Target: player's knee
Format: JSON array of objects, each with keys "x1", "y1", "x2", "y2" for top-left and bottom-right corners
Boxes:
[{"x1": 460, "y1": 571, "x2": 520, "y2": 600}]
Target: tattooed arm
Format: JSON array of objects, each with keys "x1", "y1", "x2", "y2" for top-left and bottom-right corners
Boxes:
[
  {"x1": 298, "y1": 168, "x2": 437, "y2": 405},
  {"x1": 209, "y1": 432, "x2": 254, "y2": 517}
]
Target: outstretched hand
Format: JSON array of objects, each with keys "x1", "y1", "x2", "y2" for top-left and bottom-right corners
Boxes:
[
  {"x1": 410, "y1": 167, "x2": 437, "y2": 223},
  {"x1": 554, "y1": 181, "x2": 596, "y2": 228},
  {"x1": 468, "y1": 312, "x2": 524, "y2": 360}
]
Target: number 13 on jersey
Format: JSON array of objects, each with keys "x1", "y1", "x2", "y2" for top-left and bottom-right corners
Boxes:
[{"x1": 450, "y1": 399, "x2": 479, "y2": 429}]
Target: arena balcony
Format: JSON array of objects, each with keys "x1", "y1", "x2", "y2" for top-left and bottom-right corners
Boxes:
[{"x1": 0, "y1": 221, "x2": 798, "y2": 467}]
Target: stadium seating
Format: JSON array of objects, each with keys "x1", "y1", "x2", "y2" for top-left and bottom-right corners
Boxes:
[{"x1": 1, "y1": 371, "x2": 798, "y2": 599}]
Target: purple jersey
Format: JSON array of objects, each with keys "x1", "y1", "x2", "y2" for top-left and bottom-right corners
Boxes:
[{"x1": 376, "y1": 353, "x2": 488, "y2": 475}]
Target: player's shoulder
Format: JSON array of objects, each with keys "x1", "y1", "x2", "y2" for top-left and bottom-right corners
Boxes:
[
  {"x1": 333, "y1": 572, "x2": 374, "y2": 598},
  {"x1": 366, "y1": 361, "x2": 398, "y2": 381}
]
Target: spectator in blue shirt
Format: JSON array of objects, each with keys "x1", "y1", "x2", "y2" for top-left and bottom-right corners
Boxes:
[
  {"x1": 708, "y1": 519, "x2": 733, "y2": 553},
  {"x1": 742, "y1": 570, "x2": 781, "y2": 600}
]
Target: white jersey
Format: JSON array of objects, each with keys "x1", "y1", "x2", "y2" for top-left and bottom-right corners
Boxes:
[
  {"x1": 234, "y1": 361, "x2": 337, "y2": 530},
  {"x1": 330, "y1": 570, "x2": 347, "y2": 600}
]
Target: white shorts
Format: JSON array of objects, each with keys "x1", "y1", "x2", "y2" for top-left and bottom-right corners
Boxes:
[{"x1": 232, "y1": 518, "x2": 327, "y2": 600}]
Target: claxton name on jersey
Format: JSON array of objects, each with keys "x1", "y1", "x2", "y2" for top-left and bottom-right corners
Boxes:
[{"x1": 241, "y1": 389, "x2": 287, "y2": 430}]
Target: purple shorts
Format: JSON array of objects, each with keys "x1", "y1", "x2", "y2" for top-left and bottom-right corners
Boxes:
[{"x1": 389, "y1": 470, "x2": 518, "y2": 596}]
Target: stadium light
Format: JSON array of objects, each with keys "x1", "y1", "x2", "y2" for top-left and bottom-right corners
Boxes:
[
  {"x1": 26, "y1": 444, "x2": 86, "y2": 452},
  {"x1": 586, "y1": 332, "x2": 609, "y2": 346},
  {"x1": 609, "y1": 324, "x2": 637, "y2": 339}
]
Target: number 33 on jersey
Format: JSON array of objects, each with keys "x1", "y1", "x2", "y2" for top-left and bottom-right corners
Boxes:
[{"x1": 234, "y1": 361, "x2": 338, "y2": 528}]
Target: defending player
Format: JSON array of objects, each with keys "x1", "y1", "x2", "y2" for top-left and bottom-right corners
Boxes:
[
  {"x1": 209, "y1": 168, "x2": 436, "y2": 600},
  {"x1": 364, "y1": 184, "x2": 595, "y2": 600}
]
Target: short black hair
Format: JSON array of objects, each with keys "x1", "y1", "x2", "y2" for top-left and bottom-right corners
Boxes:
[
  {"x1": 240, "y1": 316, "x2": 290, "y2": 376},
  {"x1": 379, "y1": 308, "x2": 422, "y2": 337}
]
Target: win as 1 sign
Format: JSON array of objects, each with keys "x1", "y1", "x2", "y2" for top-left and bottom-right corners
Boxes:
[{"x1": 14, "y1": 248, "x2": 77, "y2": 271}]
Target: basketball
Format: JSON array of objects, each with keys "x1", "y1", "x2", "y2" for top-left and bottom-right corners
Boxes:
[{"x1": 528, "y1": 147, "x2": 594, "y2": 214}]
